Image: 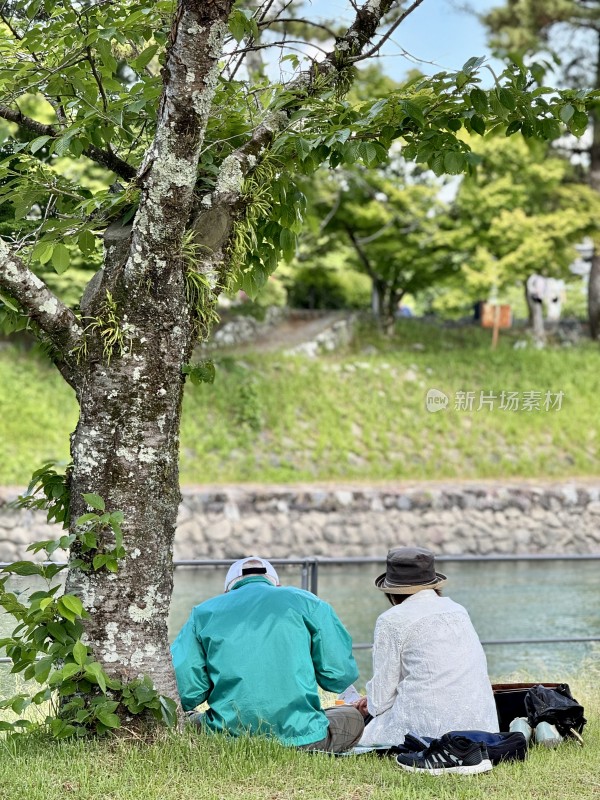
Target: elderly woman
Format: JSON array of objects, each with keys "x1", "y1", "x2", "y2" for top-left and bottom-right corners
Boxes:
[{"x1": 355, "y1": 546, "x2": 499, "y2": 746}]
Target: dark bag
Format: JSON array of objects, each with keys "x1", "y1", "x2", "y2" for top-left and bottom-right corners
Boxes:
[
  {"x1": 492, "y1": 682, "x2": 560, "y2": 731},
  {"x1": 524, "y1": 683, "x2": 586, "y2": 739},
  {"x1": 397, "y1": 730, "x2": 527, "y2": 765},
  {"x1": 449, "y1": 731, "x2": 528, "y2": 765}
]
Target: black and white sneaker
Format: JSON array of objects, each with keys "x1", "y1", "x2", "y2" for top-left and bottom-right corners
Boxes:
[{"x1": 396, "y1": 733, "x2": 493, "y2": 775}]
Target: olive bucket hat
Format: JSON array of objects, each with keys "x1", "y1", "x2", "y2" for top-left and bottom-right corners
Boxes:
[{"x1": 375, "y1": 546, "x2": 447, "y2": 594}]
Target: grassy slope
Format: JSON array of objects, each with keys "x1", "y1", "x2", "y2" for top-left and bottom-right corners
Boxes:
[{"x1": 1, "y1": 320, "x2": 599, "y2": 487}]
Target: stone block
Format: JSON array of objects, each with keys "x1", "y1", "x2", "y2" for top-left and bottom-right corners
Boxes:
[{"x1": 206, "y1": 519, "x2": 232, "y2": 543}]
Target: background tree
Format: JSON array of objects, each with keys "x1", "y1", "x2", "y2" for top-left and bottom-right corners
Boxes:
[
  {"x1": 483, "y1": 0, "x2": 600, "y2": 336},
  {"x1": 0, "y1": 0, "x2": 593, "y2": 729},
  {"x1": 299, "y1": 164, "x2": 457, "y2": 332},
  {"x1": 424, "y1": 135, "x2": 600, "y2": 317}
]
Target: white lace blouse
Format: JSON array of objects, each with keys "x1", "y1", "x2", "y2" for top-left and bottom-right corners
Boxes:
[{"x1": 360, "y1": 590, "x2": 499, "y2": 746}]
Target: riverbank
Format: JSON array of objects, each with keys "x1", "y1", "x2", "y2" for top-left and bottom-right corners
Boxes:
[{"x1": 2, "y1": 479, "x2": 600, "y2": 562}]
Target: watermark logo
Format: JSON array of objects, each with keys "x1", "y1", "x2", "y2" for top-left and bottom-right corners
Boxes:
[
  {"x1": 425, "y1": 389, "x2": 564, "y2": 412},
  {"x1": 426, "y1": 388, "x2": 449, "y2": 413}
]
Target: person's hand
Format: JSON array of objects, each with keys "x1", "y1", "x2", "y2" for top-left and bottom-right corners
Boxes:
[{"x1": 352, "y1": 697, "x2": 369, "y2": 718}]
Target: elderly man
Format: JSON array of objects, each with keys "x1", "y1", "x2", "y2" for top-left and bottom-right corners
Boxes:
[{"x1": 171, "y1": 556, "x2": 364, "y2": 752}]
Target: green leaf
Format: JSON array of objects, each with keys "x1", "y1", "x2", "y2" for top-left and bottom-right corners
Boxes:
[
  {"x1": 470, "y1": 88, "x2": 488, "y2": 114},
  {"x1": 159, "y1": 695, "x2": 178, "y2": 727},
  {"x1": 530, "y1": 63, "x2": 546, "y2": 84},
  {"x1": 540, "y1": 118, "x2": 561, "y2": 140},
  {"x1": 72, "y1": 640, "x2": 87, "y2": 666},
  {"x1": 489, "y1": 91, "x2": 509, "y2": 118},
  {"x1": 470, "y1": 115, "x2": 486, "y2": 136},
  {"x1": 93, "y1": 554, "x2": 109, "y2": 571},
  {"x1": 462, "y1": 56, "x2": 486, "y2": 72},
  {"x1": 84, "y1": 662, "x2": 107, "y2": 693},
  {"x1": 10, "y1": 696, "x2": 29, "y2": 714},
  {"x1": 57, "y1": 595, "x2": 85, "y2": 622},
  {"x1": 132, "y1": 44, "x2": 159, "y2": 72},
  {"x1": 229, "y1": 10, "x2": 249, "y2": 43},
  {"x1": 59, "y1": 662, "x2": 83, "y2": 681},
  {"x1": 559, "y1": 104, "x2": 575, "y2": 124},
  {"x1": 443, "y1": 151, "x2": 465, "y2": 175},
  {"x1": 1, "y1": 561, "x2": 45, "y2": 576},
  {"x1": 34, "y1": 657, "x2": 53, "y2": 684},
  {"x1": 96, "y1": 38, "x2": 117, "y2": 73},
  {"x1": 78, "y1": 230, "x2": 96, "y2": 256},
  {"x1": 95, "y1": 709, "x2": 121, "y2": 728},
  {"x1": 50, "y1": 718, "x2": 77, "y2": 738},
  {"x1": 29, "y1": 135, "x2": 52, "y2": 154},
  {"x1": 497, "y1": 88, "x2": 516, "y2": 111},
  {"x1": 455, "y1": 71, "x2": 469, "y2": 90},
  {"x1": 0, "y1": 291, "x2": 20, "y2": 312},
  {"x1": 51, "y1": 243, "x2": 70, "y2": 274},
  {"x1": 83, "y1": 493, "x2": 105, "y2": 511},
  {"x1": 184, "y1": 361, "x2": 216, "y2": 385},
  {"x1": 279, "y1": 228, "x2": 296, "y2": 262},
  {"x1": 46, "y1": 621, "x2": 68, "y2": 642},
  {"x1": 505, "y1": 120, "x2": 522, "y2": 136},
  {"x1": 570, "y1": 110, "x2": 589, "y2": 136},
  {"x1": 400, "y1": 99, "x2": 425, "y2": 127}
]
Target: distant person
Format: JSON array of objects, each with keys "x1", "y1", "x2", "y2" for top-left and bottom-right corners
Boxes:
[
  {"x1": 396, "y1": 304, "x2": 413, "y2": 318},
  {"x1": 355, "y1": 546, "x2": 499, "y2": 746},
  {"x1": 171, "y1": 556, "x2": 364, "y2": 752}
]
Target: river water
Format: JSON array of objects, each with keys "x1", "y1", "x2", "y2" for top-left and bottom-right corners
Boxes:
[
  {"x1": 2, "y1": 560, "x2": 599, "y2": 692},
  {"x1": 172, "y1": 560, "x2": 600, "y2": 687}
]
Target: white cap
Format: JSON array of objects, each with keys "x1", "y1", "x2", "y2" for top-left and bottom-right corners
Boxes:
[{"x1": 224, "y1": 557, "x2": 280, "y2": 592}]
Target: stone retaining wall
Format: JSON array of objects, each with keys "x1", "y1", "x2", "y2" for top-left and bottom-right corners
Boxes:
[{"x1": 1, "y1": 482, "x2": 599, "y2": 562}]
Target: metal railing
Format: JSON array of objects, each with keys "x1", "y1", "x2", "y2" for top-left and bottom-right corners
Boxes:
[
  {"x1": 1, "y1": 554, "x2": 599, "y2": 664},
  {"x1": 172, "y1": 554, "x2": 600, "y2": 648}
]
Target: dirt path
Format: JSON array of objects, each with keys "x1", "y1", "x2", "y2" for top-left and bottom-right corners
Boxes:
[{"x1": 220, "y1": 311, "x2": 347, "y2": 354}]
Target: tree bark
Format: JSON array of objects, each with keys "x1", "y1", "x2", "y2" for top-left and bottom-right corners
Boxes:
[
  {"x1": 588, "y1": 253, "x2": 600, "y2": 340},
  {"x1": 65, "y1": 326, "x2": 190, "y2": 696},
  {"x1": 587, "y1": 28, "x2": 600, "y2": 339}
]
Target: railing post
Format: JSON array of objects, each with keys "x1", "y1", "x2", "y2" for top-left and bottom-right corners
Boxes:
[
  {"x1": 300, "y1": 560, "x2": 309, "y2": 591},
  {"x1": 310, "y1": 559, "x2": 319, "y2": 596}
]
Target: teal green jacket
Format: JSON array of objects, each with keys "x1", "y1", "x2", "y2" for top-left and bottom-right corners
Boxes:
[{"x1": 171, "y1": 576, "x2": 358, "y2": 746}]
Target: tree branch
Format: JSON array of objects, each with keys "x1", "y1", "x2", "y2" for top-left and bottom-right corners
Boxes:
[
  {"x1": 124, "y1": 0, "x2": 235, "y2": 283},
  {"x1": 345, "y1": 224, "x2": 377, "y2": 280},
  {"x1": 0, "y1": 105, "x2": 137, "y2": 182},
  {"x1": 203, "y1": 0, "x2": 406, "y2": 216},
  {"x1": 349, "y1": 0, "x2": 427, "y2": 63},
  {"x1": 0, "y1": 238, "x2": 83, "y2": 385}
]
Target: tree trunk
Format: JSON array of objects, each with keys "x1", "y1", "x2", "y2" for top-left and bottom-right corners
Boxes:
[
  {"x1": 65, "y1": 229, "x2": 194, "y2": 698},
  {"x1": 588, "y1": 252, "x2": 600, "y2": 340},
  {"x1": 382, "y1": 289, "x2": 402, "y2": 337},
  {"x1": 371, "y1": 280, "x2": 382, "y2": 323},
  {"x1": 587, "y1": 30, "x2": 600, "y2": 338}
]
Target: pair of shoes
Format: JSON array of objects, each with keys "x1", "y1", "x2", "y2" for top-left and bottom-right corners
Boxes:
[
  {"x1": 509, "y1": 717, "x2": 533, "y2": 745},
  {"x1": 396, "y1": 733, "x2": 493, "y2": 775},
  {"x1": 534, "y1": 721, "x2": 562, "y2": 748}
]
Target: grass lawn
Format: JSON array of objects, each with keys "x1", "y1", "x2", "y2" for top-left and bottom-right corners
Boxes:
[
  {"x1": 1, "y1": 319, "x2": 599, "y2": 486},
  {"x1": 0, "y1": 693, "x2": 597, "y2": 800},
  {"x1": 0, "y1": 675, "x2": 597, "y2": 800}
]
